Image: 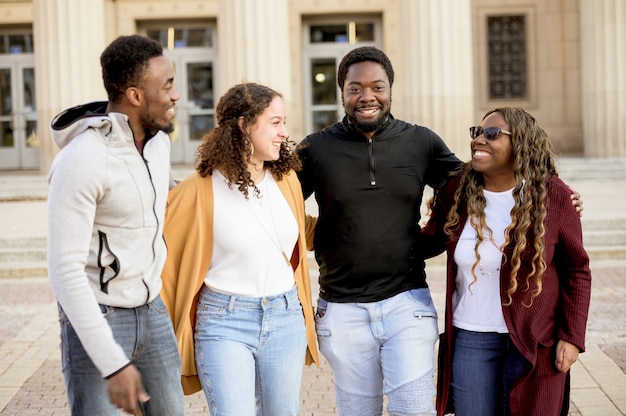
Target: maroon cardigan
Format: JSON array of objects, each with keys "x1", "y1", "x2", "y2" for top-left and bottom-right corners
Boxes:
[{"x1": 422, "y1": 175, "x2": 591, "y2": 416}]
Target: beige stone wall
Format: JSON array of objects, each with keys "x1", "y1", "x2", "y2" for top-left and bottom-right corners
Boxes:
[
  {"x1": 472, "y1": 0, "x2": 584, "y2": 155},
  {"x1": 0, "y1": 0, "x2": 623, "y2": 171},
  {"x1": 0, "y1": 1, "x2": 31, "y2": 23},
  {"x1": 109, "y1": 0, "x2": 218, "y2": 38}
]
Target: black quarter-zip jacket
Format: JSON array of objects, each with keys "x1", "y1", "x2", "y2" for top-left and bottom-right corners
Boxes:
[{"x1": 297, "y1": 115, "x2": 461, "y2": 302}]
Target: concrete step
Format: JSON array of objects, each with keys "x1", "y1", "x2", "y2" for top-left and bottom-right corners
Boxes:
[
  {"x1": 0, "y1": 248, "x2": 47, "y2": 262},
  {"x1": 0, "y1": 237, "x2": 46, "y2": 249},
  {"x1": 584, "y1": 229, "x2": 626, "y2": 246},
  {"x1": 557, "y1": 157, "x2": 626, "y2": 181},
  {"x1": 587, "y1": 246, "x2": 626, "y2": 261},
  {"x1": 0, "y1": 261, "x2": 48, "y2": 278},
  {"x1": 0, "y1": 237, "x2": 46, "y2": 277}
]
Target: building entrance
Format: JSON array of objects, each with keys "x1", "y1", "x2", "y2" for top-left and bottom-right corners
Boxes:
[{"x1": 0, "y1": 54, "x2": 37, "y2": 169}]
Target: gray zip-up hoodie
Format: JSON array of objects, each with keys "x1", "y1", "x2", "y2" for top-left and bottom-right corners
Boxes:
[{"x1": 47, "y1": 101, "x2": 173, "y2": 378}]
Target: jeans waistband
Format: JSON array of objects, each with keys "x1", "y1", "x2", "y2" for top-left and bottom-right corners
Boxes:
[
  {"x1": 200, "y1": 285, "x2": 299, "y2": 311},
  {"x1": 57, "y1": 294, "x2": 164, "y2": 317}
]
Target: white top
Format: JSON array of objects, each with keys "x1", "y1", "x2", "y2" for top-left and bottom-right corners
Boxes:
[
  {"x1": 452, "y1": 188, "x2": 515, "y2": 333},
  {"x1": 206, "y1": 170, "x2": 297, "y2": 297}
]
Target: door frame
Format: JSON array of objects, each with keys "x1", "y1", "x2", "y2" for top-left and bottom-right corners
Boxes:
[
  {"x1": 163, "y1": 49, "x2": 217, "y2": 164},
  {"x1": 0, "y1": 53, "x2": 38, "y2": 170},
  {"x1": 301, "y1": 16, "x2": 382, "y2": 135}
]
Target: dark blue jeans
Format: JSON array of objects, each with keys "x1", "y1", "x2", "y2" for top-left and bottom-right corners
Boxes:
[{"x1": 451, "y1": 328, "x2": 527, "y2": 416}]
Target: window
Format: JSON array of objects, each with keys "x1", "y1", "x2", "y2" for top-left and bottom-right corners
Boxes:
[
  {"x1": 487, "y1": 15, "x2": 527, "y2": 100},
  {"x1": 310, "y1": 22, "x2": 375, "y2": 44},
  {"x1": 0, "y1": 31, "x2": 33, "y2": 54},
  {"x1": 310, "y1": 58, "x2": 339, "y2": 133},
  {"x1": 146, "y1": 26, "x2": 213, "y2": 49},
  {"x1": 477, "y1": 8, "x2": 536, "y2": 109}
]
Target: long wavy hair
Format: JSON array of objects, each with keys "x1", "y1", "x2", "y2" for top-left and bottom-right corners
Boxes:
[
  {"x1": 443, "y1": 107, "x2": 557, "y2": 306},
  {"x1": 195, "y1": 82, "x2": 301, "y2": 198}
]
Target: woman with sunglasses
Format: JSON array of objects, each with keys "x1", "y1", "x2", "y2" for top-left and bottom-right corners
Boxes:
[{"x1": 422, "y1": 107, "x2": 591, "y2": 416}]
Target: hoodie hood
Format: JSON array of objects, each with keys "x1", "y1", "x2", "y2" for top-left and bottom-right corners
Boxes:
[{"x1": 50, "y1": 101, "x2": 121, "y2": 149}]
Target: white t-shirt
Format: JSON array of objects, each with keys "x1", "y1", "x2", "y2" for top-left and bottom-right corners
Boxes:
[
  {"x1": 452, "y1": 188, "x2": 515, "y2": 333},
  {"x1": 205, "y1": 170, "x2": 297, "y2": 297}
]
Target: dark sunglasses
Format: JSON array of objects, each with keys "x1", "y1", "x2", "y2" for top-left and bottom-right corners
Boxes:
[{"x1": 469, "y1": 126, "x2": 512, "y2": 141}]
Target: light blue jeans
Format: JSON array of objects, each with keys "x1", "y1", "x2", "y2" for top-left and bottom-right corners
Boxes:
[
  {"x1": 316, "y1": 288, "x2": 438, "y2": 416},
  {"x1": 194, "y1": 285, "x2": 307, "y2": 416},
  {"x1": 58, "y1": 295, "x2": 185, "y2": 415}
]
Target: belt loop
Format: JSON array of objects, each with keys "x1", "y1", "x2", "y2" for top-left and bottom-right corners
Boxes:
[
  {"x1": 285, "y1": 287, "x2": 297, "y2": 309},
  {"x1": 227, "y1": 295, "x2": 236, "y2": 312}
]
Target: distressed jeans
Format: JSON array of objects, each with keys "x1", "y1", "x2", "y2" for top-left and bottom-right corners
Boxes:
[
  {"x1": 316, "y1": 288, "x2": 439, "y2": 416},
  {"x1": 194, "y1": 285, "x2": 306, "y2": 416}
]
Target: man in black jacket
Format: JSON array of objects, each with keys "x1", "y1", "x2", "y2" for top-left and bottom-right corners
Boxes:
[{"x1": 297, "y1": 46, "x2": 459, "y2": 416}]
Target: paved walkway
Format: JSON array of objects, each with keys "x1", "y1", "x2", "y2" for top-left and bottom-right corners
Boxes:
[{"x1": 0, "y1": 168, "x2": 625, "y2": 415}]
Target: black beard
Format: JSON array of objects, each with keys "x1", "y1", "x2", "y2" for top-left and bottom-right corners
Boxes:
[
  {"x1": 161, "y1": 123, "x2": 175, "y2": 134},
  {"x1": 144, "y1": 118, "x2": 175, "y2": 135},
  {"x1": 347, "y1": 110, "x2": 389, "y2": 133}
]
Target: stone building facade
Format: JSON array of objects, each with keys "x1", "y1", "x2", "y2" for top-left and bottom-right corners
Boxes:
[{"x1": 0, "y1": 0, "x2": 623, "y2": 172}]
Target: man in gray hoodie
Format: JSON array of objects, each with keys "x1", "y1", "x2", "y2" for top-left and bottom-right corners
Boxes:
[{"x1": 47, "y1": 35, "x2": 184, "y2": 415}]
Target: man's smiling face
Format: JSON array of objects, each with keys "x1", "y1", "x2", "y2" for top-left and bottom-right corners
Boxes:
[{"x1": 342, "y1": 61, "x2": 392, "y2": 138}]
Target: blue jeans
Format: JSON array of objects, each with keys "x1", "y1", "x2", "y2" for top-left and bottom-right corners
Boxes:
[
  {"x1": 194, "y1": 286, "x2": 307, "y2": 416},
  {"x1": 451, "y1": 328, "x2": 528, "y2": 416},
  {"x1": 58, "y1": 295, "x2": 185, "y2": 415},
  {"x1": 316, "y1": 289, "x2": 439, "y2": 416}
]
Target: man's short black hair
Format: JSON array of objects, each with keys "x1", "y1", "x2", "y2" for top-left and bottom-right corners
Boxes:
[
  {"x1": 337, "y1": 46, "x2": 395, "y2": 90},
  {"x1": 100, "y1": 35, "x2": 164, "y2": 102}
]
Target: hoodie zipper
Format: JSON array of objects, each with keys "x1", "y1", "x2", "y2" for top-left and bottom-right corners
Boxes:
[
  {"x1": 368, "y1": 137, "x2": 376, "y2": 186},
  {"x1": 131, "y1": 122, "x2": 160, "y2": 304},
  {"x1": 142, "y1": 153, "x2": 160, "y2": 304}
]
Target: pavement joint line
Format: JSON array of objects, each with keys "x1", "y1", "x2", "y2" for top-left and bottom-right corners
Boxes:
[{"x1": 574, "y1": 343, "x2": 626, "y2": 414}]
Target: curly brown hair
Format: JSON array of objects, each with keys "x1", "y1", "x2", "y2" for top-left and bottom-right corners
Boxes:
[
  {"x1": 195, "y1": 82, "x2": 302, "y2": 198},
  {"x1": 442, "y1": 107, "x2": 557, "y2": 306}
]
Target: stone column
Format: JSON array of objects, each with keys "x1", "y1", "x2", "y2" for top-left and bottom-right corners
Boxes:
[
  {"x1": 33, "y1": 0, "x2": 106, "y2": 172},
  {"x1": 580, "y1": 0, "x2": 626, "y2": 157},
  {"x1": 217, "y1": 0, "x2": 292, "y2": 100},
  {"x1": 398, "y1": 0, "x2": 475, "y2": 160}
]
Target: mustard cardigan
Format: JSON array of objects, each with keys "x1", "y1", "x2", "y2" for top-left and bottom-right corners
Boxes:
[{"x1": 161, "y1": 170, "x2": 319, "y2": 395}]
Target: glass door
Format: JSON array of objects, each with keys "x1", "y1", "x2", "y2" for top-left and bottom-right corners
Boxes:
[
  {"x1": 169, "y1": 56, "x2": 215, "y2": 164},
  {"x1": 144, "y1": 23, "x2": 217, "y2": 164},
  {"x1": 305, "y1": 54, "x2": 340, "y2": 134},
  {"x1": 0, "y1": 55, "x2": 38, "y2": 169}
]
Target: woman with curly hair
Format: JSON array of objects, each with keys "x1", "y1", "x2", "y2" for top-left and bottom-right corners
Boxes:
[
  {"x1": 423, "y1": 107, "x2": 591, "y2": 416},
  {"x1": 161, "y1": 82, "x2": 318, "y2": 415}
]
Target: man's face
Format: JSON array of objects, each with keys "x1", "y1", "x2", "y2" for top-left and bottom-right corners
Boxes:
[
  {"x1": 341, "y1": 61, "x2": 391, "y2": 138},
  {"x1": 139, "y1": 55, "x2": 179, "y2": 134}
]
